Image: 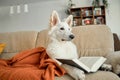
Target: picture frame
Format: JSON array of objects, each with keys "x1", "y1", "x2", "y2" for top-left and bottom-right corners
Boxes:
[{"x1": 94, "y1": 7, "x2": 101, "y2": 15}]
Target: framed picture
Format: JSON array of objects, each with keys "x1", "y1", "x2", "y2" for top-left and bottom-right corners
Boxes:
[{"x1": 94, "y1": 7, "x2": 101, "y2": 15}]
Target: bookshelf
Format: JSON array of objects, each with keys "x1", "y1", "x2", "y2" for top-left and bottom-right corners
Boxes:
[{"x1": 70, "y1": 6, "x2": 106, "y2": 26}]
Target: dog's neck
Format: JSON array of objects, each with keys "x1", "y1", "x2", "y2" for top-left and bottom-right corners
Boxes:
[{"x1": 50, "y1": 37, "x2": 69, "y2": 43}]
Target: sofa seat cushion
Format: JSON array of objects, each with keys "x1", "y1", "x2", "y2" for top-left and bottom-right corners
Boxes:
[
  {"x1": 86, "y1": 71, "x2": 120, "y2": 80},
  {"x1": 55, "y1": 74, "x2": 73, "y2": 80},
  {"x1": 55, "y1": 71, "x2": 120, "y2": 80}
]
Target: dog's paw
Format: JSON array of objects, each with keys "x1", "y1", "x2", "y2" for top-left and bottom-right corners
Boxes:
[
  {"x1": 62, "y1": 64, "x2": 85, "y2": 80},
  {"x1": 72, "y1": 67, "x2": 85, "y2": 80},
  {"x1": 100, "y1": 64, "x2": 112, "y2": 71}
]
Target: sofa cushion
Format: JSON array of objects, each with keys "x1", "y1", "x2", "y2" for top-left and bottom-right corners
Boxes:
[
  {"x1": 0, "y1": 31, "x2": 38, "y2": 53},
  {"x1": 36, "y1": 29, "x2": 50, "y2": 48},
  {"x1": 72, "y1": 25, "x2": 114, "y2": 57}
]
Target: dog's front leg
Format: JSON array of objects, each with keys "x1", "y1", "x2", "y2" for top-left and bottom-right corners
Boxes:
[
  {"x1": 100, "y1": 63, "x2": 112, "y2": 71},
  {"x1": 62, "y1": 64, "x2": 85, "y2": 80}
]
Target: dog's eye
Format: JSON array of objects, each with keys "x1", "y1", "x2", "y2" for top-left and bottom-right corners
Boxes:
[{"x1": 60, "y1": 27, "x2": 64, "y2": 30}]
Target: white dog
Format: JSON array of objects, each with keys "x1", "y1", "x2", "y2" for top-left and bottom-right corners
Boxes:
[{"x1": 46, "y1": 10, "x2": 85, "y2": 80}]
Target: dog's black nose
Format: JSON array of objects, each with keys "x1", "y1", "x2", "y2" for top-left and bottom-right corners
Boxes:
[{"x1": 69, "y1": 35, "x2": 74, "y2": 39}]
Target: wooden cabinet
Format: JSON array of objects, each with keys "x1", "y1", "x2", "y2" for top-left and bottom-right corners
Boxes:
[{"x1": 70, "y1": 6, "x2": 106, "y2": 26}]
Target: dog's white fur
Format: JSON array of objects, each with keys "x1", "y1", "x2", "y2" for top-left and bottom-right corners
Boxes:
[
  {"x1": 46, "y1": 10, "x2": 85, "y2": 80},
  {"x1": 105, "y1": 51, "x2": 120, "y2": 74}
]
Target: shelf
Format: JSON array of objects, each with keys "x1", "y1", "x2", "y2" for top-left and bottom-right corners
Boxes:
[
  {"x1": 94, "y1": 14, "x2": 105, "y2": 17},
  {"x1": 70, "y1": 6, "x2": 106, "y2": 26},
  {"x1": 82, "y1": 15, "x2": 93, "y2": 18},
  {"x1": 73, "y1": 16, "x2": 81, "y2": 18}
]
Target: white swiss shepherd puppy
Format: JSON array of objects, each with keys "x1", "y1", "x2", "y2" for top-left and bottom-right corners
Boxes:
[{"x1": 46, "y1": 10, "x2": 85, "y2": 80}]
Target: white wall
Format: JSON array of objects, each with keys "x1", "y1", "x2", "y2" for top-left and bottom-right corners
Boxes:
[
  {"x1": 0, "y1": 0, "x2": 120, "y2": 37},
  {"x1": 0, "y1": 0, "x2": 68, "y2": 32},
  {"x1": 106, "y1": 0, "x2": 120, "y2": 37}
]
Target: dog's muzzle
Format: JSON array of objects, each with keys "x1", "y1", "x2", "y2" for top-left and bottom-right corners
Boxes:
[{"x1": 61, "y1": 34, "x2": 75, "y2": 41}]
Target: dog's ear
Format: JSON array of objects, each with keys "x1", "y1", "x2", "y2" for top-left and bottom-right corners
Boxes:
[
  {"x1": 65, "y1": 15, "x2": 73, "y2": 27},
  {"x1": 50, "y1": 10, "x2": 60, "y2": 27}
]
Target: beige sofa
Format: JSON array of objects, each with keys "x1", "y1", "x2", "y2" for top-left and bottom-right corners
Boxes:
[{"x1": 0, "y1": 25, "x2": 120, "y2": 80}]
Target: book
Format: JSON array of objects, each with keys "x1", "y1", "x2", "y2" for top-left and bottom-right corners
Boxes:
[{"x1": 56, "y1": 57, "x2": 106, "y2": 73}]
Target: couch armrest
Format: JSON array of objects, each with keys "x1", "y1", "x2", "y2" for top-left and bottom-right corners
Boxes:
[{"x1": 113, "y1": 33, "x2": 120, "y2": 51}]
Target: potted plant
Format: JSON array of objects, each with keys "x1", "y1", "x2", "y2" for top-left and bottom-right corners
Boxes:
[
  {"x1": 102, "y1": 0, "x2": 108, "y2": 8},
  {"x1": 92, "y1": 0, "x2": 100, "y2": 7},
  {"x1": 65, "y1": 0, "x2": 76, "y2": 15},
  {"x1": 92, "y1": 0, "x2": 109, "y2": 8}
]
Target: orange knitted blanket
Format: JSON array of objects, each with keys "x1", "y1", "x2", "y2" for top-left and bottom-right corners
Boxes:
[{"x1": 0, "y1": 47, "x2": 66, "y2": 80}]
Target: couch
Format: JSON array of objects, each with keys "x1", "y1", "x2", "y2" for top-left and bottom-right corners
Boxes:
[{"x1": 0, "y1": 25, "x2": 120, "y2": 80}]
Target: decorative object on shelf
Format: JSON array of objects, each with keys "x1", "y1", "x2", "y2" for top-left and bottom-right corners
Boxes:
[
  {"x1": 85, "y1": 10, "x2": 90, "y2": 16},
  {"x1": 65, "y1": 0, "x2": 76, "y2": 15},
  {"x1": 24, "y1": 4, "x2": 29, "y2": 13},
  {"x1": 92, "y1": 0, "x2": 109, "y2": 8},
  {"x1": 94, "y1": 7, "x2": 101, "y2": 15},
  {"x1": 96, "y1": 17, "x2": 104, "y2": 24},
  {"x1": 84, "y1": 18, "x2": 92, "y2": 25},
  {"x1": 73, "y1": 18, "x2": 81, "y2": 26},
  {"x1": 10, "y1": 6, "x2": 14, "y2": 14}
]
